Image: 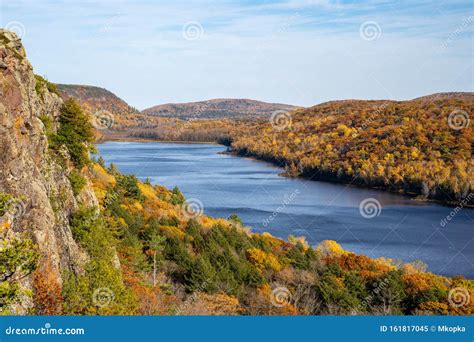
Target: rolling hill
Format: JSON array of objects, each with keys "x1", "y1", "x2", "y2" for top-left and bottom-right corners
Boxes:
[
  {"x1": 56, "y1": 84, "x2": 137, "y2": 115},
  {"x1": 228, "y1": 93, "x2": 473, "y2": 205},
  {"x1": 143, "y1": 98, "x2": 300, "y2": 119}
]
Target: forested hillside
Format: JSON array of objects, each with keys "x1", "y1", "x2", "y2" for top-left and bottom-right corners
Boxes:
[
  {"x1": 57, "y1": 84, "x2": 138, "y2": 115},
  {"x1": 1, "y1": 29, "x2": 472, "y2": 316},
  {"x1": 228, "y1": 96, "x2": 473, "y2": 205},
  {"x1": 143, "y1": 98, "x2": 300, "y2": 119}
]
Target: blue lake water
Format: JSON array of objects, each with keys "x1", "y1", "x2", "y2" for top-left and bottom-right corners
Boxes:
[{"x1": 98, "y1": 141, "x2": 474, "y2": 278}]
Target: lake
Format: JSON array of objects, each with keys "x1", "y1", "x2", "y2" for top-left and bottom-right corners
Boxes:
[{"x1": 98, "y1": 141, "x2": 474, "y2": 278}]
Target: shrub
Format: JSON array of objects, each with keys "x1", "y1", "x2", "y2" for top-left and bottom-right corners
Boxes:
[
  {"x1": 170, "y1": 186, "x2": 185, "y2": 205},
  {"x1": 62, "y1": 260, "x2": 138, "y2": 315},
  {"x1": 34, "y1": 75, "x2": 59, "y2": 96},
  {"x1": 228, "y1": 214, "x2": 243, "y2": 225},
  {"x1": 0, "y1": 235, "x2": 39, "y2": 314},
  {"x1": 0, "y1": 193, "x2": 14, "y2": 216},
  {"x1": 33, "y1": 262, "x2": 63, "y2": 315},
  {"x1": 116, "y1": 174, "x2": 144, "y2": 202},
  {"x1": 54, "y1": 98, "x2": 94, "y2": 169},
  {"x1": 68, "y1": 170, "x2": 87, "y2": 195}
]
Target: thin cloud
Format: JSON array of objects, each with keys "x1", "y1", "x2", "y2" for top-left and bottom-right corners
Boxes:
[{"x1": 1, "y1": 0, "x2": 472, "y2": 109}]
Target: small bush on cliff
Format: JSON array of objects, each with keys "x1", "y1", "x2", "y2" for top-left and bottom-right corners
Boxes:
[
  {"x1": 55, "y1": 98, "x2": 94, "y2": 169},
  {"x1": 0, "y1": 193, "x2": 14, "y2": 216},
  {"x1": 0, "y1": 235, "x2": 39, "y2": 314},
  {"x1": 34, "y1": 75, "x2": 59, "y2": 97},
  {"x1": 68, "y1": 170, "x2": 87, "y2": 196}
]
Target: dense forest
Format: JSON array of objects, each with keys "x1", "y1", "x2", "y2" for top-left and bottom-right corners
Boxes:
[
  {"x1": 2, "y1": 97, "x2": 473, "y2": 316},
  {"x1": 228, "y1": 96, "x2": 473, "y2": 205}
]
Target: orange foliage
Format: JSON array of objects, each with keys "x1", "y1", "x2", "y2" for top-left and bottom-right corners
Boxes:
[
  {"x1": 180, "y1": 292, "x2": 242, "y2": 315},
  {"x1": 122, "y1": 266, "x2": 176, "y2": 315},
  {"x1": 33, "y1": 261, "x2": 63, "y2": 315}
]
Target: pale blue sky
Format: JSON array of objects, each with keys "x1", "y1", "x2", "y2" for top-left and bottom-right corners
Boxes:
[{"x1": 1, "y1": 0, "x2": 473, "y2": 109}]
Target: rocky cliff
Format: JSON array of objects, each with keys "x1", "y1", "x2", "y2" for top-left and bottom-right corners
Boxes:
[{"x1": 0, "y1": 30, "x2": 95, "y2": 313}]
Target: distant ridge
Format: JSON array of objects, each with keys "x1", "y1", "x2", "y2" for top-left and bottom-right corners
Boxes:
[
  {"x1": 56, "y1": 84, "x2": 137, "y2": 115},
  {"x1": 142, "y1": 98, "x2": 301, "y2": 119},
  {"x1": 412, "y1": 92, "x2": 473, "y2": 101}
]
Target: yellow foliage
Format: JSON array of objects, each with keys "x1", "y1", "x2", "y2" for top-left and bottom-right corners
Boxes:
[
  {"x1": 0, "y1": 217, "x2": 11, "y2": 233},
  {"x1": 91, "y1": 164, "x2": 116, "y2": 187},
  {"x1": 417, "y1": 301, "x2": 449, "y2": 315},
  {"x1": 316, "y1": 240, "x2": 345, "y2": 256},
  {"x1": 246, "y1": 248, "x2": 282, "y2": 272},
  {"x1": 159, "y1": 225, "x2": 186, "y2": 240},
  {"x1": 288, "y1": 235, "x2": 309, "y2": 250},
  {"x1": 138, "y1": 183, "x2": 156, "y2": 201}
]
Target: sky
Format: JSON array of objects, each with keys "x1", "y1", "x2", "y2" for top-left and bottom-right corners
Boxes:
[{"x1": 1, "y1": 0, "x2": 473, "y2": 109}]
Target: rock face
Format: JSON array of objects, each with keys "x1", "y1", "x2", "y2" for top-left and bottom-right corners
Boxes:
[{"x1": 0, "y1": 30, "x2": 91, "y2": 313}]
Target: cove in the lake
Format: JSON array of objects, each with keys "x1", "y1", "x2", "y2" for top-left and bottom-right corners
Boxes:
[{"x1": 98, "y1": 141, "x2": 474, "y2": 278}]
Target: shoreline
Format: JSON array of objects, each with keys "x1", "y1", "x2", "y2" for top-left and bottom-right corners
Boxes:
[
  {"x1": 97, "y1": 136, "x2": 218, "y2": 145},
  {"x1": 224, "y1": 148, "x2": 474, "y2": 209},
  {"x1": 96, "y1": 138, "x2": 473, "y2": 209}
]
